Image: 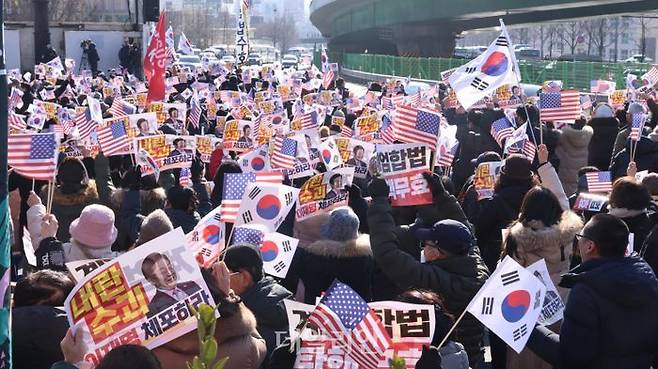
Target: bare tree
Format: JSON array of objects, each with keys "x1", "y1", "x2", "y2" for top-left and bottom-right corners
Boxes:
[
  {"x1": 558, "y1": 21, "x2": 583, "y2": 56},
  {"x1": 255, "y1": 13, "x2": 298, "y2": 54},
  {"x1": 584, "y1": 18, "x2": 615, "y2": 58},
  {"x1": 633, "y1": 16, "x2": 654, "y2": 62}
]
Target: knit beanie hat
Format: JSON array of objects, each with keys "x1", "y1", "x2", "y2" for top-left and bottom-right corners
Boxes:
[
  {"x1": 321, "y1": 206, "x2": 360, "y2": 242},
  {"x1": 57, "y1": 157, "x2": 89, "y2": 194},
  {"x1": 69, "y1": 204, "x2": 118, "y2": 248},
  {"x1": 136, "y1": 209, "x2": 174, "y2": 246},
  {"x1": 501, "y1": 154, "x2": 533, "y2": 181}
]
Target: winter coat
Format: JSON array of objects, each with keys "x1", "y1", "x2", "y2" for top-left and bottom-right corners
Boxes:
[
  {"x1": 587, "y1": 117, "x2": 619, "y2": 170},
  {"x1": 453, "y1": 123, "x2": 502, "y2": 192},
  {"x1": 503, "y1": 211, "x2": 582, "y2": 369},
  {"x1": 608, "y1": 208, "x2": 653, "y2": 253},
  {"x1": 475, "y1": 184, "x2": 531, "y2": 271},
  {"x1": 153, "y1": 303, "x2": 267, "y2": 369},
  {"x1": 610, "y1": 137, "x2": 658, "y2": 179},
  {"x1": 555, "y1": 125, "x2": 593, "y2": 196},
  {"x1": 240, "y1": 277, "x2": 292, "y2": 357},
  {"x1": 556, "y1": 256, "x2": 658, "y2": 369},
  {"x1": 164, "y1": 208, "x2": 201, "y2": 234},
  {"x1": 367, "y1": 196, "x2": 489, "y2": 367},
  {"x1": 192, "y1": 181, "x2": 214, "y2": 217},
  {"x1": 13, "y1": 306, "x2": 69, "y2": 369},
  {"x1": 292, "y1": 234, "x2": 374, "y2": 304},
  {"x1": 39, "y1": 180, "x2": 100, "y2": 243}
]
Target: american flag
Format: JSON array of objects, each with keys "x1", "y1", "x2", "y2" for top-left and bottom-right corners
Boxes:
[
  {"x1": 73, "y1": 107, "x2": 99, "y2": 140},
  {"x1": 490, "y1": 117, "x2": 515, "y2": 147},
  {"x1": 406, "y1": 90, "x2": 422, "y2": 106},
  {"x1": 305, "y1": 280, "x2": 392, "y2": 369},
  {"x1": 231, "y1": 226, "x2": 265, "y2": 246},
  {"x1": 382, "y1": 95, "x2": 405, "y2": 110},
  {"x1": 8, "y1": 133, "x2": 58, "y2": 181},
  {"x1": 436, "y1": 141, "x2": 459, "y2": 167},
  {"x1": 271, "y1": 136, "x2": 298, "y2": 169},
  {"x1": 97, "y1": 121, "x2": 129, "y2": 156},
  {"x1": 341, "y1": 124, "x2": 353, "y2": 138},
  {"x1": 630, "y1": 113, "x2": 647, "y2": 142},
  {"x1": 189, "y1": 96, "x2": 202, "y2": 129},
  {"x1": 393, "y1": 105, "x2": 440, "y2": 148},
  {"x1": 9, "y1": 87, "x2": 24, "y2": 109},
  {"x1": 9, "y1": 112, "x2": 27, "y2": 131},
  {"x1": 539, "y1": 91, "x2": 581, "y2": 122},
  {"x1": 380, "y1": 114, "x2": 396, "y2": 144},
  {"x1": 585, "y1": 171, "x2": 612, "y2": 193},
  {"x1": 107, "y1": 98, "x2": 137, "y2": 117},
  {"x1": 642, "y1": 66, "x2": 658, "y2": 87},
  {"x1": 179, "y1": 167, "x2": 192, "y2": 187},
  {"x1": 298, "y1": 111, "x2": 319, "y2": 130},
  {"x1": 221, "y1": 172, "x2": 283, "y2": 222}
]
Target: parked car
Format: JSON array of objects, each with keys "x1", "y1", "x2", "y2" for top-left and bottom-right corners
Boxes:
[
  {"x1": 175, "y1": 54, "x2": 202, "y2": 70},
  {"x1": 220, "y1": 55, "x2": 236, "y2": 65},
  {"x1": 624, "y1": 54, "x2": 654, "y2": 63},
  {"x1": 281, "y1": 54, "x2": 299, "y2": 69},
  {"x1": 247, "y1": 53, "x2": 262, "y2": 66},
  {"x1": 515, "y1": 47, "x2": 541, "y2": 60}
]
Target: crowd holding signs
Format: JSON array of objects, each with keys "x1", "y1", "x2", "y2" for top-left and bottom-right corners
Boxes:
[{"x1": 8, "y1": 11, "x2": 658, "y2": 369}]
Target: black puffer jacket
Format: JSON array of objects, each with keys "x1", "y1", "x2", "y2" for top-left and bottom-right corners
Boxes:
[
  {"x1": 609, "y1": 137, "x2": 658, "y2": 179},
  {"x1": 556, "y1": 256, "x2": 658, "y2": 369},
  {"x1": 367, "y1": 196, "x2": 489, "y2": 367},
  {"x1": 475, "y1": 184, "x2": 532, "y2": 271},
  {"x1": 587, "y1": 117, "x2": 619, "y2": 170}
]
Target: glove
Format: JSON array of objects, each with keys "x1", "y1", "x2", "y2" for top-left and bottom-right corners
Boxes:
[
  {"x1": 344, "y1": 184, "x2": 362, "y2": 199},
  {"x1": 415, "y1": 345, "x2": 441, "y2": 369},
  {"x1": 367, "y1": 177, "x2": 390, "y2": 198},
  {"x1": 422, "y1": 172, "x2": 447, "y2": 199},
  {"x1": 121, "y1": 166, "x2": 142, "y2": 191}
]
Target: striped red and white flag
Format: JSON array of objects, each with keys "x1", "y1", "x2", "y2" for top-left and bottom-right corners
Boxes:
[
  {"x1": 8, "y1": 132, "x2": 58, "y2": 181},
  {"x1": 539, "y1": 90, "x2": 581, "y2": 122},
  {"x1": 9, "y1": 112, "x2": 27, "y2": 131},
  {"x1": 341, "y1": 124, "x2": 353, "y2": 138},
  {"x1": 393, "y1": 105, "x2": 440, "y2": 148},
  {"x1": 220, "y1": 172, "x2": 283, "y2": 223},
  {"x1": 97, "y1": 121, "x2": 129, "y2": 156},
  {"x1": 585, "y1": 171, "x2": 612, "y2": 193}
]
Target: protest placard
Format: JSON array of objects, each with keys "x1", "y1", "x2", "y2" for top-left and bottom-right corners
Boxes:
[
  {"x1": 474, "y1": 161, "x2": 504, "y2": 200},
  {"x1": 64, "y1": 228, "x2": 215, "y2": 365},
  {"x1": 296, "y1": 168, "x2": 355, "y2": 221},
  {"x1": 375, "y1": 143, "x2": 432, "y2": 206}
]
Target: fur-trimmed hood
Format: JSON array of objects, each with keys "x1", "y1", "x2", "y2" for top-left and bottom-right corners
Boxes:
[
  {"x1": 301, "y1": 234, "x2": 372, "y2": 258},
  {"x1": 508, "y1": 211, "x2": 582, "y2": 266},
  {"x1": 46, "y1": 180, "x2": 99, "y2": 207},
  {"x1": 215, "y1": 303, "x2": 260, "y2": 344}
]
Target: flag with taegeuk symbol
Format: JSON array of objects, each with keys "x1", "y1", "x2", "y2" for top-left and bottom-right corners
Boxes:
[
  {"x1": 295, "y1": 280, "x2": 393, "y2": 369},
  {"x1": 233, "y1": 183, "x2": 299, "y2": 233},
  {"x1": 220, "y1": 172, "x2": 283, "y2": 223},
  {"x1": 186, "y1": 207, "x2": 225, "y2": 267}
]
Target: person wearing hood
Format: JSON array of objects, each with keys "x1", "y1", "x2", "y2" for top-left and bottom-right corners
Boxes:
[
  {"x1": 556, "y1": 117, "x2": 594, "y2": 195},
  {"x1": 292, "y1": 206, "x2": 374, "y2": 304},
  {"x1": 164, "y1": 185, "x2": 201, "y2": 234},
  {"x1": 587, "y1": 103, "x2": 620, "y2": 170},
  {"x1": 502, "y1": 186, "x2": 582, "y2": 369},
  {"x1": 606, "y1": 177, "x2": 655, "y2": 253},
  {"x1": 367, "y1": 177, "x2": 489, "y2": 367},
  {"x1": 38, "y1": 157, "x2": 100, "y2": 242},
  {"x1": 29, "y1": 203, "x2": 119, "y2": 269},
  {"x1": 527, "y1": 214, "x2": 658, "y2": 369},
  {"x1": 224, "y1": 243, "x2": 292, "y2": 360}
]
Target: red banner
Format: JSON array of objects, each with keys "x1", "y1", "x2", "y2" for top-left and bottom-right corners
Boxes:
[{"x1": 144, "y1": 11, "x2": 167, "y2": 103}]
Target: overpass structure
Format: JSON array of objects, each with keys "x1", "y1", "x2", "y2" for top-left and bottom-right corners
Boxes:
[{"x1": 310, "y1": 0, "x2": 658, "y2": 57}]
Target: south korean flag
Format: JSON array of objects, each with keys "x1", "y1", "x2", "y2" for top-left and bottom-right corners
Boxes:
[
  {"x1": 234, "y1": 183, "x2": 300, "y2": 233},
  {"x1": 448, "y1": 19, "x2": 520, "y2": 110},
  {"x1": 260, "y1": 232, "x2": 299, "y2": 278},
  {"x1": 466, "y1": 256, "x2": 546, "y2": 353}
]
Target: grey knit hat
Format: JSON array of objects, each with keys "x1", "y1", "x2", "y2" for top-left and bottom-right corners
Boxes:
[
  {"x1": 136, "y1": 209, "x2": 174, "y2": 246},
  {"x1": 320, "y1": 207, "x2": 360, "y2": 242}
]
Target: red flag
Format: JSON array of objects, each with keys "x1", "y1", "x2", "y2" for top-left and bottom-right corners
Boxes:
[{"x1": 144, "y1": 11, "x2": 167, "y2": 103}]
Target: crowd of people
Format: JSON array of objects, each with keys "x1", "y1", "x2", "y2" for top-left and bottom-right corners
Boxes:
[{"x1": 7, "y1": 44, "x2": 658, "y2": 369}]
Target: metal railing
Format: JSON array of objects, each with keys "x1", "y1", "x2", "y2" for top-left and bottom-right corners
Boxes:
[{"x1": 338, "y1": 53, "x2": 653, "y2": 90}]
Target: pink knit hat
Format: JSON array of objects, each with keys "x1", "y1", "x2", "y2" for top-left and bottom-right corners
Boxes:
[{"x1": 69, "y1": 204, "x2": 118, "y2": 248}]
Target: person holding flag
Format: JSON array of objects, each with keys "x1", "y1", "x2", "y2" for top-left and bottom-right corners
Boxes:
[
  {"x1": 527, "y1": 214, "x2": 658, "y2": 369},
  {"x1": 367, "y1": 173, "x2": 489, "y2": 367}
]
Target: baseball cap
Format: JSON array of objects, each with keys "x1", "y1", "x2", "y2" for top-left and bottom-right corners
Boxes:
[{"x1": 414, "y1": 219, "x2": 473, "y2": 255}]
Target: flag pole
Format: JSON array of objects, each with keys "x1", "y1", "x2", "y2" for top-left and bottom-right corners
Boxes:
[{"x1": 436, "y1": 308, "x2": 469, "y2": 349}]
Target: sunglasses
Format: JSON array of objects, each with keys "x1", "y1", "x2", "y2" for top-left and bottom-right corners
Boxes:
[{"x1": 574, "y1": 233, "x2": 594, "y2": 243}]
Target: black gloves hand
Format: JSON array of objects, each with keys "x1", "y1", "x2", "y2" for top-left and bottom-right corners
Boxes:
[
  {"x1": 415, "y1": 345, "x2": 441, "y2": 369},
  {"x1": 122, "y1": 166, "x2": 142, "y2": 191},
  {"x1": 423, "y1": 172, "x2": 447, "y2": 200},
  {"x1": 367, "y1": 177, "x2": 390, "y2": 198}
]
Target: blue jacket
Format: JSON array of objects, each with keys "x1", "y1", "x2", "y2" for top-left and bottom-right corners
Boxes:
[{"x1": 558, "y1": 256, "x2": 658, "y2": 369}]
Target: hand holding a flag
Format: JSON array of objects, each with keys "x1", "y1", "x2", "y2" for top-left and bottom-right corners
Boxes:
[
  {"x1": 538, "y1": 144, "x2": 549, "y2": 165},
  {"x1": 210, "y1": 261, "x2": 232, "y2": 295},
  {"x1": 627, "y1": 161, "x2": 637, "y2": 178}
]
